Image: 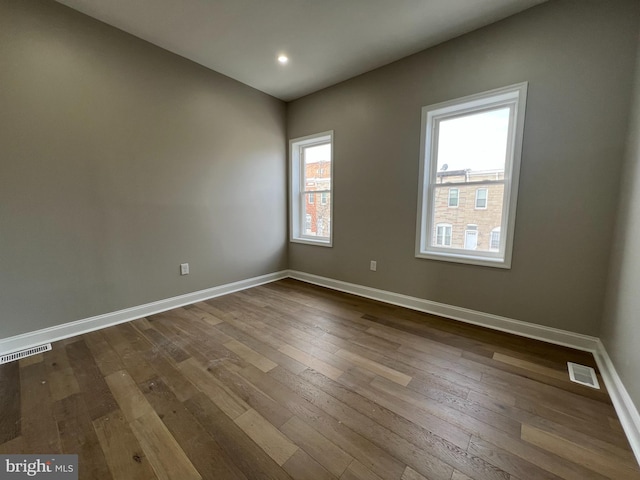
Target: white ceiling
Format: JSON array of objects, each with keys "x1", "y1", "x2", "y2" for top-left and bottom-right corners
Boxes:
[{"x1": 54, "y1": 0, "x2": 547, "y2": 101}]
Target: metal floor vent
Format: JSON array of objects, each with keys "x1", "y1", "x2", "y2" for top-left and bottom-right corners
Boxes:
[
  {"x1": 567, "y1": 362, "x2": 600, "y2": 389},
  {"x1": 0, "y1": 344, "x2": 52, "y2": 365}
]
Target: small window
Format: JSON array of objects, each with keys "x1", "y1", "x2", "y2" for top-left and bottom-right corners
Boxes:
[
  {"x1": 290, "y1": 131, "x2": 333, "y2": 246},
  {"x1": 490, "y1": 227, "x2": 500, "y2": 251},
  {"x1": 475, "y1": 189, "x2": 488, "y2": 209},
  {"x1": 448, "y1": 188, "x2": 459, "y2": 207},
  {"x1": 415, "y1": 83, "x2": 527, "y2": 268},
  {"x1": 435, "y1": 223, "x2": 452, "y2": 246}
]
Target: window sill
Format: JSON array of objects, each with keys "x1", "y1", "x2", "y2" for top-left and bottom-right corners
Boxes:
[
  {"x1": 291, "y1": 237, "x2": 333, "y2": 247},
  {"x1": 416, "y1": 251, "x2": 511, "y2": 269}
]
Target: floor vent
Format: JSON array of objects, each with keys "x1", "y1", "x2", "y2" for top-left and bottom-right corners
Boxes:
[
  {"x1": 0, "y1": 344, "x2": 52, "y2": 365},
  {"x1": 567, "y1": 362, "x2": 600, "y2": 389}
]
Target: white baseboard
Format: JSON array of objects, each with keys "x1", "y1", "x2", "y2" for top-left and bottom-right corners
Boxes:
[
  {"x1": 287, "y1": 270, "x2": 640, "y2": 466},
  {"x1": 2, "y1": 267, "x2": 638, "y2": 466},
  {"x1": 0, "y1": 270, "x2": 288, "y2": 356},
  {"x1": 287, "y1": 270, "x2": 599, "y2": 352},
  {"x1": 593, "y1": 339, "x2": 640, "y2": 464}
]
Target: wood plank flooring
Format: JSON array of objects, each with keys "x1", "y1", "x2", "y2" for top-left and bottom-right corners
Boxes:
[{"x1": 1, "y1": 278, "x2": 638, "y2": 479}]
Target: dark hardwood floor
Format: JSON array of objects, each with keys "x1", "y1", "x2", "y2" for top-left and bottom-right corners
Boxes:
[{"x1": 1, "y1": 278, "x2": 638, "y2": 479}]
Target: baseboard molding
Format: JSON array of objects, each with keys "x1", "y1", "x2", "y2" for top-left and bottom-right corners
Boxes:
[
  {"x1": 0, "y1": 270, "x2": 288, "y2": 356},
  {"x1": 287, "y1": 270, "x2": 599, "y2": 352},
  {"x1": 593, "y1": 339, "x2": 640, "y2": 464},
  {"x1": 2, "y1": 267, "x2": 638, "y2": 466}
]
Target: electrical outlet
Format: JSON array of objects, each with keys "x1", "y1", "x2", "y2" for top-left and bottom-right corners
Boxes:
[
  {"x1": 180, "y1": 263, "x2": 189, "y2": 276},
  {"x1": 370, "y1": 260, "x2": 377, "y2": 271}
]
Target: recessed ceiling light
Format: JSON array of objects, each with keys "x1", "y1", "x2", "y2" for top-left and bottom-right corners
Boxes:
[{"x1": 278, "y1": 54, "x2": 289, "y2": 65}]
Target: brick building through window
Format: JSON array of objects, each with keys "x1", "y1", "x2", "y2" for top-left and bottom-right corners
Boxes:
[{"x1": 433, "y1": 169, "x2": 504, "y2": 251}]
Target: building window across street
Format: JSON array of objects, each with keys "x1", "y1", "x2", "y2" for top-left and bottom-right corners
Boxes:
[
  {"x1": 475, "y1": 188, "x2": 488, "y2": 209},
  {"x1": 415, "y1": 83, "x2": 527, "y2": 268},
  {"x1": 490, "y1": 227, "x2": 501, "y2": 251},
  {"x1": 435, "y1": 223, "x2": 453, "y2": 246},
  {"x1": 448, "y1": 188, "x2": 459, "y2": 207}
]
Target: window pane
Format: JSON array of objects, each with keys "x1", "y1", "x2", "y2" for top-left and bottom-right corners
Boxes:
[
  {"x1": 304, "y1": 192, "x2": 331, "y2": 239},
  {"x1": 435, "y1": 107, "x2": 510, "y2": 183},
  {"x1": 303, "y1": 143, "x2": 331, "y2": 189}
]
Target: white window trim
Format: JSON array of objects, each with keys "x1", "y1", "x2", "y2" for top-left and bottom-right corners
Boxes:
[
  {"x1": 289, "y1": 131, "x2": 334, "y2": 247},
  {"x1": 415, "y1": 82, "x2": 527, "y2": 269}
]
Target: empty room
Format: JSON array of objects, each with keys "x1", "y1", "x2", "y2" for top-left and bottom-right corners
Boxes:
[{"x1": 1, "y1": 0, "x2": 640, "y2": 478}]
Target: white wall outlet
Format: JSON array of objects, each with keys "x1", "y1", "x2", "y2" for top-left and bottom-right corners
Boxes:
[
  {"x1": 180, "y1": 263, "x2": 189, "y2": 276},
  {"x1": 370, "y1": 260, "x2": 377, "y2": 271}
]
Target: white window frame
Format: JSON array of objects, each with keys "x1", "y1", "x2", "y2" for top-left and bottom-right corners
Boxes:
[
  {"x1": 290, "y1": 131, "x2": 334, "y2": 246},
  {"x1": 415, "y1": 83, "x2": 527, "y2": 268},
  {"x1": 448, "y1": 188, "x2": 459, "y2": 208}
]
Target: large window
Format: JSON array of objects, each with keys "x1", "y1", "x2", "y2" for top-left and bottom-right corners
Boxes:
[
  {"x1": 416, "y1": 83, "x2": 527, "y2": 268},
  {"x1": 290, "y1": 131, "x2": 333, "y2": 246}
]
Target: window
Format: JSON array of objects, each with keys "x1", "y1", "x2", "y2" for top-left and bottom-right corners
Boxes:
[
  {"x1": 435, "y1": 224, "x2": 452, "y2": 246},
  {"x1": 416, "y1": 83, "x2": 527, "y2": 268},
  {"x1": 490, "y1": 227, "x2": 500, "y2": 251},
  {"x1": 290, "y1": 131, "x2": 333, "y2": 246},
  {"x1": 448, "y1": 188, "x2": 459, "y2": 207},
  {"x1": 475, "y1": 189, "x2": 488, "y2": 209}
]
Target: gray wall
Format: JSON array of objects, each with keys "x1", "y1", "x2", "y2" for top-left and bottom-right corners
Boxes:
[
  {"x1": 287, "y1": 0, "x2": 640, "y2": 336},
  {"x1": 602, "y1": 39, "x2": 640, "y2": 411},
  {"x1": 0, "y1": 0, "x2": 287, "y2": 338}
]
